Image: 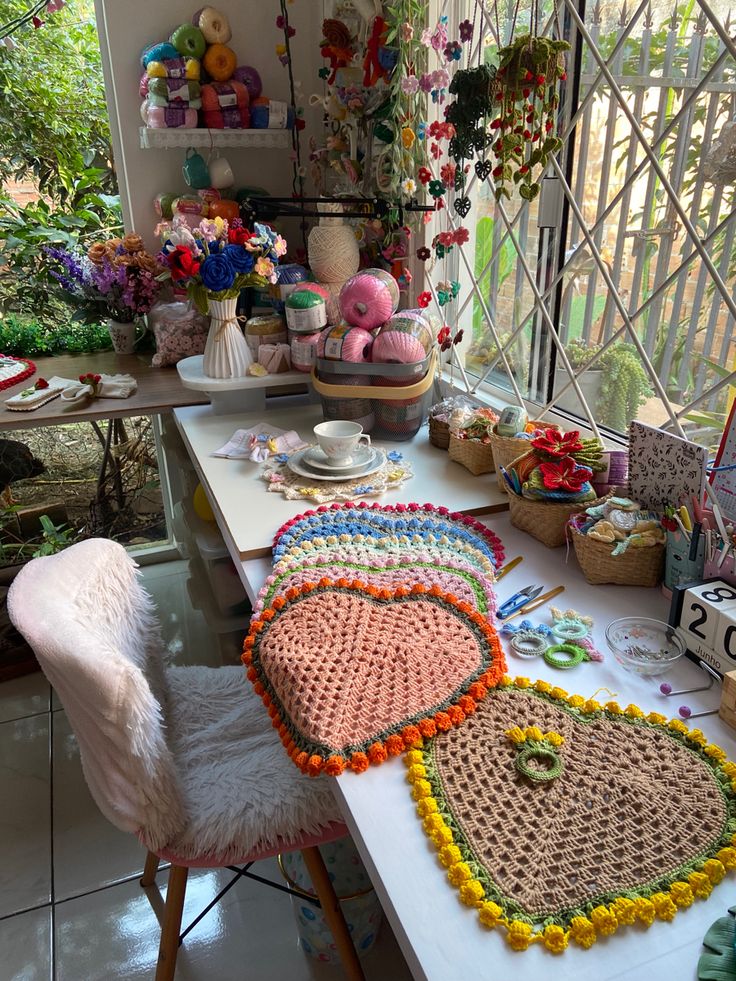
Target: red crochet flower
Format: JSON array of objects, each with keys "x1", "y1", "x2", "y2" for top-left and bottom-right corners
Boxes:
[
  {"x1": 417, "y1": 291, "x2": 432, "y2": 308},
  {"x1": 538, "y1": 457, "x2": 592, "y2": 493},
  {"x1": 453, "y1": 227, "x2": 470, "y2": 246},
  {"x1": 437, "y1": 325, "x2": 451, "y2": 344},
  {"x1": 34, "y1": 378, "x2": 49, "y2": 390},
  {"x1": 417, "y1": 167, "x2": 431, "y2": 185},
  {"x1": 167, "y1": 245, "x2": 201, "y2": 282},
  {"x1": 531, "y1": 428, "x2": 583, "y2": 457}
]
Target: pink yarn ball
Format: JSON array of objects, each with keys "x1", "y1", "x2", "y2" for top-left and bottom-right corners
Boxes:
[
  {"x1": 339, "y1": 271, "x2": 398, "y2": 331},
  {"x1": 372, "y1": 313, "x2": 433, "y2": 365},
  {"x1": 318, "y1": 323, "x2": 373, "y2": 362}
]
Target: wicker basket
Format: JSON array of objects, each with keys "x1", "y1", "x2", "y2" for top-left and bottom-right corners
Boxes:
[
  {"x1": 429, "y1": 416, "x2": 450, "y2": 450},
  {"x1": 448, "y1": 434, "x2": 495, "y2": 475},
  {"x1": 507, "y1": 490, "x2": 607, "y2": 548},
  {"x1": 490, "y1": 421, "x2": 558, "y2": 493},
  {"x1": 568, "y1": 519, "x2": 665, "y2": 586}
]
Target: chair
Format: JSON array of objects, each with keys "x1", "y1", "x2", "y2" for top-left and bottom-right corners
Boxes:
[{"x1": 8, "y1": 538, "x2": 366, "y2": 981}]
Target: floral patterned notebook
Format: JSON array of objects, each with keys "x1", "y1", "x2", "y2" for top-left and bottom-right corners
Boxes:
[{"x1": 628, "y1": 420, "x2": 706, "y2": 509}]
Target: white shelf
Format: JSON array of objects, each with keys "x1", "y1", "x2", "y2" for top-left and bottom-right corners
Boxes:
[
  {"x1": 177, "y1": 355, "x2": 307, "y2": 393},
  {"x1": 139, "y1": 127, "x2": 292, "y2": 150}
]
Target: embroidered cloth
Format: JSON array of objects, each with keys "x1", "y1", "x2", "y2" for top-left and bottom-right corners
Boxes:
[
  {"x1": 243, "y1": 582, "x2": 506, "y2": 776},
  {"x1": 406, "y1": 679, "x2": 736, "y2": 953}
]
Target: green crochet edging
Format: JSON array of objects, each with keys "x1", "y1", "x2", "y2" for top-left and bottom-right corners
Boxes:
[
  {"x1": 262, "y1": 561, "x2": 490, "y2": 613},
  {"x1": 420, "y1": 683, "x2": 736, "y2": 931},
  {"x1": 249, "y1": 585, "x2": 501, "y2": 760}
]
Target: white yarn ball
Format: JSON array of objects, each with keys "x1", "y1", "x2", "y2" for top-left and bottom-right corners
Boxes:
[{"x1": 308, "y1": 225, "x2": 360, "y2": 284}]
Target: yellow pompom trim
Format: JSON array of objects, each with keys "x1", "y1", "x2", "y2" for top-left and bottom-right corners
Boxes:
[
  {"x1": 534, "y1": 679, "x2": 552, "y2": 694},
  {"x1": 415, "y1": 798, "x2": 438, "y2": 818},
  {"x1": 515, "y1": 676, "x2": 531, "y2": 688},
  {"x1": 647, "y1": 712, "x2": 667, "y2": 725},
  {"x1": 447, "y1": 862, "x2": 472, "y2": 886},
  {"x1": 542, "y1": 923, "x2": 568, "y2": 953},
  {"x1": 567, "y1": 694, "x2": 585, "y2": 709},
  {"x1": 569, "y1": 915, "x2": 596, "y2": 949},
  {"x1": 582, "y1": 698, "x2": 601, "y2": 714},
  {"x1": 705, "y1": 743, "x2": 727, "y2": 762},
  {"x1": 479, "y1": 901, "x2": 503, "y2": 928},
  {"x1": 506, "y1": 920, "x2": 534, "y2": 950},
  {"x1": 590, "y1": 905, "x2": 617, "y2": 935},
  {"x1": 549, "y1": 686, "x2": 568, "y2": 700},
  {"x1": 604, "y1": 700, "x2": 622, "y2": 714},
  {"x1": 668, "y1": 719, "x2": 689, "y2": 734},
  {"x1": 669, "y1": 881, "x2": 694, "y2": 907},
  {"x1": 459, "y1": 879, "x2": 486, "y2": 906},
  {"x1": 624, "y1": 704, "x2": 644, "y2": 718}
]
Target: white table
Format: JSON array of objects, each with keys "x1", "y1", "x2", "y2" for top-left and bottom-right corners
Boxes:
[{"x1": 175, "y1": 401, "x2": 734, "y2": 981}]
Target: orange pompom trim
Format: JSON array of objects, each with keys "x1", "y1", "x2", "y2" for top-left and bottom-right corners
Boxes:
[
  {"x1": 385, "y1": 734, "x2": 405, "y2": 756},
  {"x1": 435, "y1": 711, "x2": 453, "y2": 732},
  {"x1": 419, "y1": 718, "x2": 437, "y2": 738},
  {"x1": 324, "y1": 755, "x2": 346, "y2": 776},
  {"x1": 271, "y1": 597, "x2": 285, "y2": 610},
  {"x1": 350, "y1": 752, "x2": 370, "y2": 773},
  {"x1": 307, "y1": 755, "x2": 324, "y2": 776},
  {"x1": 447, "y1": 704, "x2": 465, "y2": 725},
  {"x1": 368, "y1": 742, "x2": 388, "y2": 764},
  {"x1": 246, "y1": 666, "x2": 258, "y2": 683},
  {"x1": 402, "y1": 724, "x2": 422, "y2": 746}
]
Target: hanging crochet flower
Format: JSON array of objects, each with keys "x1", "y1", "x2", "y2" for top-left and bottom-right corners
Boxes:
[
  {"x1": 430, "y1": 22, "x2": 448, "y2": 52},
  {"x1": 531, "y1": 428, "x2": 584, "y2": 457},
  {"x1": 437, "y1": 325, "x2": 451, "y2": 345},
  {"x1": 418, "y1": 73, "x2": 434, "y2": 94},
  {"x1": 444, "y1": 40, "x2": 462, "y2": 62},
  {"x1": 419, "y1": 27, "x2": 432, "y2": 47},
  {"x1": 402, "y1": 127, "x2": 416, "y2": 149},
  {"x1": 417, "y1": 121, "x2": 427, "y2": 140},
  {"x1": 417, "y1": 167, "x2": 432, "y2": 185},
  {"x1": 401, "y1": 74, "x2": 420, "y2": 95},
  {"x1": 432, "y1": 68, "x2": 450, "y2": 91},
  {"x1": 459, "y1": 19, "x2": 474, "y2": 42},
  {"x1": 400, "y1": 177, "x2": 417, "y2": 196},
  {"x1": 453, "y1": 227, "x2": 470, "y2": 246},
  {"x1": 417, "y1": 291, "x2": 432, "y2": 308},
  {"x1": 437, "y1": 231, "x2": 454, "y2": 248},
  {"x1": 428, "y1": 179, "x2": 445, "y2": 199},
  {"x1": 401, "y1": 23, "x2": 414, "y2": 42},
  {"x1": 416, "y1": 247, "x2": 431, "y2": 261},
  {"x1": 538, "y1": 457, "x2": 592, "y2": 493}
]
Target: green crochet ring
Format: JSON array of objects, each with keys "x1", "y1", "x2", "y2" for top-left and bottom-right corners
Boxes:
[
  {"x1": 544, "y1": 642, "x2": 586, "y2": 669},
  {"x1": 515, "y1": 743, "x2": 564, "y2": 782}
]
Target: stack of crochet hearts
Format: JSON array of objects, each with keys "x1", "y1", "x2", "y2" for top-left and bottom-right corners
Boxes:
[{"x1": 243, "y1": 502, "x2": 507, "y2": 776}]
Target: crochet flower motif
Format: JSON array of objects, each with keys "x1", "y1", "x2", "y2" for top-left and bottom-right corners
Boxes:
[
  {"x1": 428, "y1": 179, "x2": 445, "y2": 199},
  {"x1": 416, "y1": 247, "x2": 431, "y2": 261},
  {"x1": 444, "y1": 40, "x2": 462, "y2": 62},
  {"x1": 459, "y1": 19, "x2": 474, "y2": 42},
  {"x1": 417, "y1": 291, "x2": 432, "y2": 308},
  {"x1": 531, "y1": 428, "x2": 583, "y2": 457},
  {"x1": 417, "y1": 167, "x2": 432, "y2": 185},
  {"x1": 538, "y1": 457, "x2": 592, "y2": 493}
]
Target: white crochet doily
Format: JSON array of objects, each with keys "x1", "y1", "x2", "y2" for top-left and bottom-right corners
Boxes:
[{"x1": 261, "y1": 447, "x2": 413, "y2": 503}]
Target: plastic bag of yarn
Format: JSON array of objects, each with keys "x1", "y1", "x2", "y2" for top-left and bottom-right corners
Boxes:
[
  {"x1": 149, "y1": 301, "x2": 209, "y2": 367},
  {"x1": 290, "y1": 331, "x2": 321, "y2": 373},
  {"x1": 339, "y1": 269, "x2": 399, "y2": 332},
  {"x1": 317, "y1": 324, "x2": 373, "y2": 363},
  {"x1": 250, "y1": 98, "x2": 295, "y2": 130},
  {"x1": 285, "y1": 289, "x2": 327, "y2": 334},
  {"x1": 232, "y1": 65, "x2": 262, "y2": 100},
  {"x1": 192, "y1": 5, "x2": 232, "y2": 43},
  {"x1": 269, "y1": 264, "x2": 311, "y2": 314},
  {"x1": 372, "y1": 312, "x2": 434, "y2": 365},
  {"x1": 294, "y1": 282, "x2": 340, "y2": 324},
  {"x1": 308, "y1": 225, "x2": 360, "y2": 284}
]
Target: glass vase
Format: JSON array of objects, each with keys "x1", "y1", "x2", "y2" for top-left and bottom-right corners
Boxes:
[{"x1": 202, "y1": 296, "x2": 252, "y2": 379}]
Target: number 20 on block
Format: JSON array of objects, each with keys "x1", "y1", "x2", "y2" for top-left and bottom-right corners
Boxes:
[{"x1": 677, "y1": 580, "x2": 736, "y2": 676}]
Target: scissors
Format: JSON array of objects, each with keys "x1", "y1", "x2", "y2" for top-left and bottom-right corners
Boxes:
[{"x1": 497, "y1": 585, "x2": 544, "y2": 620}]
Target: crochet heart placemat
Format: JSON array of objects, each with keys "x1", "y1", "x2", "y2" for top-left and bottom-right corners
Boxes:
[
  {"x1": 272, "y1": 503, "x2": 505, "y2": 569},
  {"x1": 256, "y1": 557, "x2": 498, "y2": 617},
  {"x1": 242, "y1": 581, "x2": 506, "y2": 776},
  {"x1": 261, "y1": 454, "x2": 413, "y2": 504},
  {"x1": 406, "y1": 678, "x2": 736, "y2": 954}
]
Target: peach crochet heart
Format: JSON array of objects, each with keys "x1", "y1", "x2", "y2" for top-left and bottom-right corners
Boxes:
[{"x1": 243, "y1": 581, "x2": 506, "y2": 776}]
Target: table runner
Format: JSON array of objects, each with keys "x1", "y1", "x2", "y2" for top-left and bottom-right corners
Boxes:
[
  {"x1": 405, "y1": 677, "x2": 736, "y2": 953},
  {"x1": 242, "y1": 581, "x2": 506, "y2": 776}
]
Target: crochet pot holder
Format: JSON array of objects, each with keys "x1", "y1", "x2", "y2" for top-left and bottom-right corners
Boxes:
[
  {"x1": 256, "y1": 557, "x2": 498, "y2": 617},
  {"x1": 242, "y1": 581, "x2": 506, "y2": 776},
  {"x1": 272, "y1": 503, "x2": 506, "y2": 568},
  {"x1": 406, "y1": 679, "x2": 736, "y2": 954}
]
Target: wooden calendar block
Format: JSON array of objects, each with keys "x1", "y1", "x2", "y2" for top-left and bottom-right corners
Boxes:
[
  {"x1": 680, "y1": 582, "x2": 736, "y2": 651},
  {"x1": 714, "y1": 608, "x2": 736, "y2": 673},
  {"x1": 719, "y1": 670, "x2": 736, "y2": 729}
]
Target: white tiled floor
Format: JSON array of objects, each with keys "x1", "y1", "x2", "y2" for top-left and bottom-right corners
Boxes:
[{"x1": 0, "y1": 561, "x2": 414, "y2": 981}]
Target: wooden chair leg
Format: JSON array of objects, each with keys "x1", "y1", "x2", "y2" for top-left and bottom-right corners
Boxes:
[
  {"x1": 155, "y1": 864, "x2": 188, "y2": 981},
  {"x1": 300, "y1": 846, "x2": 366, "y2": 981},
  {"x1": 140, "y1": 850, "x2": 160, "y2": 887}
]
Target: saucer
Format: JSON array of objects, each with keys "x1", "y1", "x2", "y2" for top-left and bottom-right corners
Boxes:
[
  {"x1": 305, "y1": 444, "x2": 374, "y2": 472},
  {"x1": 287, "y1": 447, "x2": 386, "y2": 482}
]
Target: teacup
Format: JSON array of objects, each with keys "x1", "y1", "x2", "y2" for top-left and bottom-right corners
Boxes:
[
  {"x1": 314, "y1": 420, "x2": 370, "y2": 466},
  {"x1": 182, "y1": 148, "x2": 210, "y2": 189},
  {"x1": 208, "y1": 150, "x2": 234, "y2": 189}
]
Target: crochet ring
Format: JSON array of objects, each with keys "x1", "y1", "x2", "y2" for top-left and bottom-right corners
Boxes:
[
  {"x1": 510, "y1": 631, "x2": 547, "y2": 658},
  {"x1": 515, "y1": 744, "x2": 564, "y2": 782},
  {"x1": 552, "y1": 618, "x2": 589, "y2": 642},
  {"x1": 543, "y1": 642, "x2": 586, "y2": 669}
]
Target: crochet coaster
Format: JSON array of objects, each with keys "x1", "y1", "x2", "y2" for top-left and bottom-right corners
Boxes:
[
  {"x1": 261, "y1": 456, "x2": 413, "y2": 504},
  {"x1": 274, "y1": 536, "x2": 498, "y2": 577},
  {"x1": 273, "y1": 503, "x2": 505, "y2": 569},
  {"x1": 256, "y1": 558, "x2": 498, "y2": 617},
  {"x1": 0, "y1": 355, "x2": 35, "y2": 391},
  {"x1": 242, "y1": 581, "x2": 506, "y2": 776},
  {"x1": 406, "y1": 678, "x2": 736, "y2": 954}
]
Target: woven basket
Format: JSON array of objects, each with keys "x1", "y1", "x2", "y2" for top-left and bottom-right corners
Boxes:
[
  {"x1": 507, "y1": 490, "x2": 607, "y2": 548},
  {"x1": 490, "y1": 421, "x2": 557, "y2": 493},
  {"x1": 429, "y1": 416, "x2": 450, "y2": 450},
  {"x1": 568, "y1": 521, "x2": 665, "y2": 586},
  {"x1": 448, "y1": 434, "x2": 495, "y2": 475}
]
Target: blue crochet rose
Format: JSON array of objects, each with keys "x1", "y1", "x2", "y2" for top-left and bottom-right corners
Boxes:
[
  {"x1": 200, "y1": 253, "x2": 236, "y2": 292},
  {"x1": 223, "y1": 244, "x2": 255, "y2": 273}
]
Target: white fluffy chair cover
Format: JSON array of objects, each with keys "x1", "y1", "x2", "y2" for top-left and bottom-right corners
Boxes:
[{"x1": 8, "y1": 539, "x2": 339, "y2": 858}]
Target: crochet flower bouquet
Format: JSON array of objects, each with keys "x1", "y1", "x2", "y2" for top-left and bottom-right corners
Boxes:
[
  {"x1": 157, "y1": 216, "x2": 286, "y2": 314},
  {"x1": 507, "y1": 428, "x2": 605, "y2": 503}
]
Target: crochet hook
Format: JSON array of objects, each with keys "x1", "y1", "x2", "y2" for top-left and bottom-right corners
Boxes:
[
  {"x1": 495, "y1": 556, "x2": 522, "y2": 583},
  {"x1": 502, "y1": 586, "x2": 565, "y2": 623}
]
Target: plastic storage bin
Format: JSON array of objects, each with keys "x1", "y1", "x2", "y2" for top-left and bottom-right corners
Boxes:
[{"x1": 311, "y1": 349, "x2": 436, "y2": 441}]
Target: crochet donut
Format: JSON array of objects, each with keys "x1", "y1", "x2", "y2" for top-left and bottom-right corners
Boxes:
[
  {"x1": 192, "y1": 6, "x2": 232, "y2": 44},
  {"x1": 170, "y1": 23, "x2": 206, "y2": 59},
  {"x1": 203, "y1": 43, "x2": 237, "y2": 82}
]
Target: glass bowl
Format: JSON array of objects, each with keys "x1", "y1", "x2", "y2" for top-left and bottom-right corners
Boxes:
[{"x1": 605, "y1": 617, "x2": 687, "y2": 676}]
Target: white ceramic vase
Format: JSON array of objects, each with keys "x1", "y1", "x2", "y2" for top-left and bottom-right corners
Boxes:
[
  {"x1": 107, "y1": 319, "x2": 137, "y2": 354},
  {"x1": 202, "y1": 297, "x2": 252, "y2": 378}
]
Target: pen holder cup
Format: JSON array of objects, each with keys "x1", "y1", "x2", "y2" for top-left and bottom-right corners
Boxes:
[
  {"x1": 703, "y1": 552, "x2": 736, "y2": 586},
  {"x1": 664, "y1": 532, "x2": 705, "y2": 591}
]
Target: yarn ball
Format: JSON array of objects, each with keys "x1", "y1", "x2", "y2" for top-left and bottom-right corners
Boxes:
[
  {"x1": 372, "y1": 313, "x2": 433, "y2": 365},
  {"x1": 374, "y1": 396, "x2": 425, "y2": 438},
  {"x1": 339, "y1": 271, "x2": 398, "y2": 332},
  {"x1": 285, "y1": 290, "x2": 327, "y2": 334},
  {"x1": 232, "y1": 65, "x2": 263, "y2": 100},
  {"x1": 363, "y1": 268, "x2": 400, "y2": 311},
  {"x1": 308, "y1": 225, "x2": 360, "y2": 284},
  {"x1": 250, "y1": 98, "x2": 295, "y2": 130},
  {"x1": 192, "y1": 6, "x2": 232, "y2": 44},
  {"x1": 139, "y1": 72, "x2": 149, "y2": 98},
  {"x1": 140, "y1": 42, "x2": 178, "y2": 67},
  {"x1": 290, "y1": 331, "x2": 322, "y2": 372},
  {"x1": 203, "y1": 43, "x2": 237, "y2": 82},
  {"x1": 318, "y1": 324, "x2": 373, "y2": 362},
  {"x1": 270, "y1": 264, "x2": 310, "y2": 314},
  {"x1": 170, "y1": 24, "x2": 206, "y2": 59}
]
